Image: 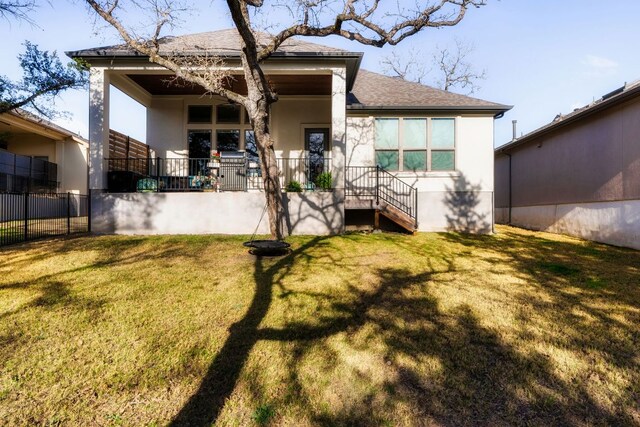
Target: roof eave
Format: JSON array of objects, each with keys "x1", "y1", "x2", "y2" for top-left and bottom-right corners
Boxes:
[
  {"x1": 498, "y1": 84, "x2": 640, "y2": 153},
  {"x1": 66, "y1": 50, "x2": 363, "y2": 92},
  {"x1": 347, "y1": 104, "x2": 512, "y2": 116}
]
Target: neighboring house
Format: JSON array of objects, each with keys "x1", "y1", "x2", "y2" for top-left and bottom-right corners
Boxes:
[
  {"x1": 0, "y1": 108, "x2": 89, "y2": 194},
  {"x1": 495, "y1": 80, "x2": 640, "y2": 250},
  {"x1": 68, "y1": 29, "x2": 510, "y2": 235}
]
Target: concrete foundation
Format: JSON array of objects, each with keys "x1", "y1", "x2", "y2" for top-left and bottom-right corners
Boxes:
[
  {"x1": 496, "y1": 200, "x2": 640, "y2": 250},
  {"x1": 90, "y1": 190, "x2": 344, "y2": 236}
]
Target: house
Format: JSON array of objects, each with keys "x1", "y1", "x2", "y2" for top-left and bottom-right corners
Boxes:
[
  {"x1": 68, "y1": 29, "x2": 510, "y2": 235},
  {"x1": 0, "y1": 108, "x2": 88, "y2": 194},
  {"x1": 495, "y1": 80, "x2": 640, "y2": 250}
]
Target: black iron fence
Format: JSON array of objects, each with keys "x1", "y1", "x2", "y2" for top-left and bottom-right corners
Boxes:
[
  {"x1": 106, "y1": 156, "x2": 332, "y2": 192},
  {"x1": 0, "y1": 149, "x2": 58, "y2": 193},
  {"x1": 0, "y1": 192, "x2": 89, "y2": 247},
  {"x1": 346, "y1": 166, "x2": 418, "y2": 222}
]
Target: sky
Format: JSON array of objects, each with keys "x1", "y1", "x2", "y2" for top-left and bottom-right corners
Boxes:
[{"x1": 2, "y1": 0, "x2": 640, "y2": 147}]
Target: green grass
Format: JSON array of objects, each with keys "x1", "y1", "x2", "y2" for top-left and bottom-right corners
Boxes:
[{"x1": 1, "y1": 226, "x2": 639, "y2": 426}]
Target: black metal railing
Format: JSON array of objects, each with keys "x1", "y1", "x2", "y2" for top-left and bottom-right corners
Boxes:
[
  {"x1": 248, "y1": 157, "x2": 333, "y2": 191},
  {"x1": 106, "y1": 156, "x2": 332, "y2": 192},
  {"x1": 0, "y1": 192, "x2": 89, "y2": 246},
  {"x1": 0, "y1": 149, "x2": 58, "y2": 193},
  {"x1": 345, "y1": 166, "x2": 418, "y2": 223}
]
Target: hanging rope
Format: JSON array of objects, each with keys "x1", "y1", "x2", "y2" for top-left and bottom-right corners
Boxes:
[
  {"x1": 244, "y1": 201, "x2": 290, "y2": 255},
  {"x1": 248, "y1": 201, "x2": 269, "y2": 244}
]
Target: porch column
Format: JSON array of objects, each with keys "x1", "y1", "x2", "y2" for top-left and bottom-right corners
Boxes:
[
  {"x1": 331, "y1": 67, "x2": 347, "y2": 189},
  {"x1": 88, "y1": 67, "x2": 110, "y2": 190}
]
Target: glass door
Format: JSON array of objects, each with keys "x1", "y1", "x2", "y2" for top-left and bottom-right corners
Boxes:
[
  {"x1": 188, "y1": 130, "x2": 211, "y2": 176},
  {"x1": 304, "y1": 128, "x2": 330, "y2": 184}
]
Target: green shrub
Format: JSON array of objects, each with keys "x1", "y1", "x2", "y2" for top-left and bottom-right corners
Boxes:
[
  {"x1": 285, "y1": 180, "x2": 302, "y2": 192},
  {"x1": 314, "y1": 172, "x2": 332, "y2": 190}
]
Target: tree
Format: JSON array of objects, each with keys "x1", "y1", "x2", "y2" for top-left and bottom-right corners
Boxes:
[
  {"x1": 85, "y1": 0, "x2": 486, "y2": 239},
  {"x1": 0, "y1": 1, "x2": 36, "y2": 24},
  {"x1": 381, "y1": 38, "x2": 486, "y2": 94},
  {"x1": 0, "y1": 42, "x2": 88, "y2": 117},
  {"x1": 0, "y1": 2, "x2": 88, "y2": 117}
]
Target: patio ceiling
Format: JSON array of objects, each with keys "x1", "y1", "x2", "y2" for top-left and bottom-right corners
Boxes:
[{"x1": 126, "y1": 74, "x2": 332, "y2": 96}]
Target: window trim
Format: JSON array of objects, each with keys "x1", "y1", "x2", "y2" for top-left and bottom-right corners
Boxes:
[
  {"x1": 184, "y1": 102, "x2": 253, "y2": 155},
  {"x1": 374, "y1": 116, "x2": 457, "y2": 172}
]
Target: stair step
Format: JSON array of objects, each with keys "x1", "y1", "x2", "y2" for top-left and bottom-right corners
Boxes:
[{"x1": 378, "y1": 203, "x2": 417, "y2": 233}]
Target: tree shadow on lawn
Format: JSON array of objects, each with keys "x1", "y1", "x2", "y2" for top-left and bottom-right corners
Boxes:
[
  {"x1": 170, "y1": 231, "x2": 637, "y2": 426},
  {"x1": 0, "y1": 236, "x2": 187, "y2": 359}
]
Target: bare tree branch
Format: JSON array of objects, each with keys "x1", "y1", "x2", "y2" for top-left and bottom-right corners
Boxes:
[
  {"x1": 381, "y1": 38, "x2": 486, "y2": 94},
  {"x1": 85, "y1": 0, "x2": 245, "y2": 104},
  {"x1": 0, "y1": 0, "x2": 36, "y2": 24},
  {"x1": 380, "y1": 47, "x2": 430, "y2": 84},
  {"x1": 257, "y1": 0, "x2": 486, "y2": 61}
]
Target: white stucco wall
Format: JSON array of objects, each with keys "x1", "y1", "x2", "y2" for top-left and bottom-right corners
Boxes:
[
  {"x1": 90, "y1": 191, "x2": 343, "y2": 235},
  {"x1": 500, "y1": 200, "x2": 640, "y2": 250},
  {"x1": 147, "y1": 98, "x2": 184, "y2": 157},
  {"x1": 271, "y1": 97, "x2": 331, "y2": 156},
  {"x1": 61, "y1": 141, "x2": 88, "y2": 193},
  {"x1": 346, "y1": 114, "x2": 496, "y2": 232},
  {"x1": 144, "y1": 95, "x2": 332, "y2": 157}
]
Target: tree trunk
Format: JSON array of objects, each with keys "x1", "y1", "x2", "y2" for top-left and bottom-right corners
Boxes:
[
  {"x1": 225, "y1": 1, "x2": 286, "y2": 240},
  {"x1": 251, "y1": 109, "x2": 285, "y2": 239}
]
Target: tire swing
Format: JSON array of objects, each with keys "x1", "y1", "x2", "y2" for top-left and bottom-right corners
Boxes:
[{"x1": 243, "y1": 202, "x2": 290, "y2": 256}]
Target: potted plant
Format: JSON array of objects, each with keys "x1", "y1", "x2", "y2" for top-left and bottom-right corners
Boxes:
[
  {"x1": 208, "y1": 151, "x2": 221, "y2": 168},
  {"x1": 314, "y1": 172, "x2": 332, "y2": 191},
  {"x1": 285, "y1": 180, "x2": 303, "y2": 192}
]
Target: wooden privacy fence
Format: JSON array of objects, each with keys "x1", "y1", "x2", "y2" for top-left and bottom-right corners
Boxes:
[{"x1": 108, "y1": 129, "x2": 151, "y2": 177}]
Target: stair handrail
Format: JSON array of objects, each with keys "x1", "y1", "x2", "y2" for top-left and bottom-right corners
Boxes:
[
  {"x1": 344, "y1": 165, "x2": 418, "y2": 225},
  {"x1": 376, "y1": 165, "x2": 418, "y2": 224}
]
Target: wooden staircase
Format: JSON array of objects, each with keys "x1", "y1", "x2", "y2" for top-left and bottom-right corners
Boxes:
[
  {"x1": 345, "y1": 166, "x2": 418, "y2": 234},
  {"x1": 377, "y1": 202, "x2": 417, "y2": 233}
]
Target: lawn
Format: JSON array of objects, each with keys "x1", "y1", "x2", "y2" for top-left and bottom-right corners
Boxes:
[{"x1": 1, "y1": 226, "x2": 639, "y2": 426}]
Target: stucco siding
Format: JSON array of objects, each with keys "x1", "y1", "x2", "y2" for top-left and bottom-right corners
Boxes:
[
  {"x1": 7, "y1": 134, "x2": 56, "y2": 161},
  {"x1": 497, "y1": 97, "x2": 640, "y2": 208},
  {"x1": 147, "y1": 99, "x2": 185, "y2": 158},
  {"x1": 145, "y1": 96, "x2": 331, "y2": 157},
  {"x1": 61, "y1": 141, "x2": 88, "y2": 193},
  {"x1": 347, "y1": 114, "x2": 496, "y2": 233},
  {"x1": 271, "y1": 98, "x2": 331, "y2": 156},
  {"x1": 417, "y1": 190, "x2": 493, "y2": 233}
]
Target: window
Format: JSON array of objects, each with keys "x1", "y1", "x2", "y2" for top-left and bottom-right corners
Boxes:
[
  {"x1": 216, "y1": 104, "x2": 241, "y2": 124},
  {"x1": 431, "y1": 118, "x2": 455, "y2": 170},
  {"x1": 216, "y1": 130, "x2": 240, "y2": 152},
  {"x1": 188, "y1": 105, "x2": 212, "y2": 124},
  {"x1": 374, "y1": 117, "x2": 455, "y2": 172},
  {"x1": 374, "y1": 118, "x2": 399, "y2": 170},
  {"x1": 245, "y1": 130, "x2": 258, "y2": 162}
]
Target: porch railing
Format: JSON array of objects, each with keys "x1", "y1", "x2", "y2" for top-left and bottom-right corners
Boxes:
[
  {"x1": 0, "y1": 149, "x2": 58, "y2": 193},
  {"x1": 346, "y1": 166, "x2": 418, "y2": 223},
  {"x1": 105, "y1": 156, "x2": 332, "y2": 192}
]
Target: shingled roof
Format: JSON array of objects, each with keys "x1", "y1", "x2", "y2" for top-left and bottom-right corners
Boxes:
[
  {"x1": 69, "y1": 29, "x2": 510, "y2": 113},
  {"x1": 68, "y1": 29, "x2": 352, "y2": 57},
  {"x1": 348, "y1": 69, "x2": 510, "y2": 112}
]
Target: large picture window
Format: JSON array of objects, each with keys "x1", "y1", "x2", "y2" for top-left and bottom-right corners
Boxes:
[{"x1": 374, "y1": 117, "x2": 455, "y2": 172}]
